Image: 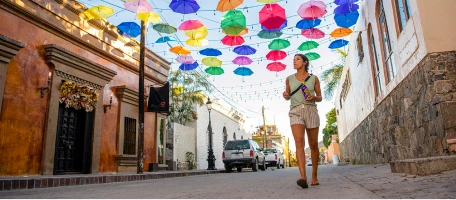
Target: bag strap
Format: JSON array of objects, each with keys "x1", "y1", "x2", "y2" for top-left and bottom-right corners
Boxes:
[{"x1": 290, "y1": 74, "x2": 313, "y2": 96}]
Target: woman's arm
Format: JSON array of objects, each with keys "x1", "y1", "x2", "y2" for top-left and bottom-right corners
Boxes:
[
  {"x1": 313, "y1": 76, "x2": 323, "y2": 102},
  {"x1": 283, "y1": 77, "x2": 291, "y2": 100}
]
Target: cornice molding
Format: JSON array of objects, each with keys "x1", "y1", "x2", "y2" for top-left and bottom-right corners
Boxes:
[
  {"x1": 54, "y1": 70, "x2": 103, "y2": 90},
  {"x1": 116, "y1": 85, "x2": 149, "y2": 107},
  {"x1": 0, "y1": 34, "x2": 25, "y2": 64}
]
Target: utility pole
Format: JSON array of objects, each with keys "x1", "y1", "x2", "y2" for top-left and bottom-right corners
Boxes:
[
  {"x1": 262, "y1": 106, "x2": 266, "y2": 149},
  {"x1": 137, "y1": 20, "x2": 146, "y2": 174}
]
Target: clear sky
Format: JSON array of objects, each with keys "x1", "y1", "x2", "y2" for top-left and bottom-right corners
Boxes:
[{"x1": 78, "y1": 0, "x2": 353, "y2": 151}]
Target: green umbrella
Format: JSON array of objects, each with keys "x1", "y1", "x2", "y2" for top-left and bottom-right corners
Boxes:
[
  {"x1": 257, "y1": 30, "x2": 283, "y2": 39},
  {"x1": 153, "y1": 23, "x2": 177, "y2": 34},
  {"x1": 268, "y1": 39, "x2": 290, "y2": 50},
  {"x1": 221, "y1": 10, "x2": 246, "y2": 35},
  {"x1": 205, "y1": 67, "x2": 224, "y2": 75},
  {"x1": 305, "y1": 52, "x2": 321, "y2": 61},
  {"x1": 298, "y1": 41, "x2": 319, "y2": 51}
]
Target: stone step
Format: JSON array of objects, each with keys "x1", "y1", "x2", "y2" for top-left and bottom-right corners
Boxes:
[{"x1": 389, "y1": 155, "x2": 456, "y2": 176}]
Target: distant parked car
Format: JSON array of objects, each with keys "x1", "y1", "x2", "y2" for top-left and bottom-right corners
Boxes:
[
  {"x1": 263, "y1": 148, "x2": 285, "y2": 169},
  {"x1": 222, "y1": 139, "x2": 266, "y2": 172},
  {"x1": 306, "y1": 157, "x2": 312, "y2": 166}
]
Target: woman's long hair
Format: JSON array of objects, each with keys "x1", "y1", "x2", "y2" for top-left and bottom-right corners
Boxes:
[{"x1": 295, "y1": 54, "x2": 310, "y2": 72}]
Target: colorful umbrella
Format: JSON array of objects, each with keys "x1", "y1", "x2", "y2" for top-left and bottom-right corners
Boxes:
[
  {"x1": 84, "y1": 6, "x2": 114, "y2": 20},
  {"x1": 221, "y1": 35, "x2": 245, "y2": 46},
  {"x1": 221, "y1": 10, "x2": 246, "y2": 35},
  {"x1": 179, "y1": 62, "x2": 199, "y2": 71},
  {"x1": 234, "y1": 67, "x2": 253, "y2": 76},
  {"x1": 199, "y1": 48, "x2": 222, "y2": 56},
  {"x1": 329, "y1": 39, "x2": 349, "y2": 49},
  {"x1": 155, "y1": 36, "x2": 177, "y2": 43},
  {"x1": 205, "y1": 67, "x2": 224, "y2": 75},
  {"x1": 268, "y1": 39, "x2": 290, "y2": 50},
  {"x1": 335, "y1": 0, "x2": 359, "y2": 5},
  {"x1": 233, "y1": 56, "x2": 253, "y2": 65},
  {"x1": 334, "y1": 3, "x2": 359, "y2": 14},
  {"x1": 261, "y1": 20, "x2": 287, "y2": 32},
  {"x1": 179, "y1": 20, "x2": 204, "y2": 30},
  {"x1": 297, "y1": 0, "x2": 327, "y2": 19},
  {"x1": 169, "y1": 0, "x2": 200, "y2": 14},
  {"x1": 124, "y1": 0, "x2": 152, "y2": 13},
  {"x1": 257, "y1": 0, "x2": 279, "y2": 3},
  {"x1": 202, "y1": 57, "x2": 222, "y2": 66},
  {"x1": 137, "y1": 12, "x2": 161, "y2": 23},
  {"x1": 259, "y1": 4, "x2": 286, "y2": 30},
  {"x1": 186, "y1": 38, "x2": 209, "y2": 47},
  {"x1": 305, "y1": 52, "x2": 321, "y2": 61},
  {"x1": 266, "y1": 62, "x2": 286, "y2": 72},
  {"x1": 298, "y1": 41, "x2": 319, "y2": 51},
  {"x1": 301, "y1": 28, "x2": 325, "y2": 39},
  {"x1": 296, "y1": 18, "x2": 321, "y2": 30},
  {"x1": 217, "y1": 0, "x2": 244, "y2": 12},
  {"x1": 330, "y1": 28, "x2": 353, "y2": 38},
  {"x1": 266, "y1": 50, "x2": 287, "y2": 61},
  {"x1": 334, "y1": 10, "x2": 359, "y2": 28},
  {"x1": 222, "y1": 27, "x2": 248, "y2": 36},
  {"x1": 175, "y1": 55, "x2": 195, "y2": 64},
  {"x1": 257, "y1": 30, "x2": 283, "y2": 39},
  {"x1": 117, "y1": 22, "x2": 141, "y2": 37},
  {"x1": 153, "y1": 23, "x2": 177, "y2": 34},
  {"x1": 170, "y1": 46, "x2": 191, "y2": 55},
  {"x1": 233, "y1": 45, "x2": 257, "y2": 55},
  {"x1": 184, "y1": 26, "x2": 208, "y2": 40}
]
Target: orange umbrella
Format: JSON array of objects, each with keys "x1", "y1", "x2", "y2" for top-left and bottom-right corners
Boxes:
[
  {"x1": 216, "y1": 0, "x2": 244, "y2": 12},
  {"x1": 330, "y1": 28, "x2": 353, "y2": 38},
  {"x1": 170, "y1": 46, "x2": 191, "y2": 55},
  {"x1": 222, "y1": 27, "x2": 248, "y2": 36}
]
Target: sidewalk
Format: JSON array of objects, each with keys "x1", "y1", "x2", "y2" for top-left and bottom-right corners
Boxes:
[{"x1": 0, "y1": 169, "x2": 222, "y2": 191}]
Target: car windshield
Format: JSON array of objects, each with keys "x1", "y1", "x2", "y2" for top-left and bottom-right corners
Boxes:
[
  {"x1": 264, "y1": 148, "x2": 277, "y2": 153},
  {"x1": 224, "y1": 140, "x2": 250, "y2": 150}
]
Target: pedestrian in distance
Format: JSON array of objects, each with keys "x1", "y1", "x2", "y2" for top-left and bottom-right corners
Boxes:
[{"x1": 283, "y1": 54, "x2": 322, "y2": 189}]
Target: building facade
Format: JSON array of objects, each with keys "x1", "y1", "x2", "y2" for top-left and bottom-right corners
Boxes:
[
  {"x1": 335, "y1": 0, "x2": 456, "y2": 173},
  {"x1": 0, "y1": 0, "x2": 170, "y2": 175}
]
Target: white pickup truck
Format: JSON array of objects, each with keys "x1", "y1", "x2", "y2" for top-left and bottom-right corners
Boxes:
[{"x1": 263, "y1": 148, "x2": 285, "y2": 169}]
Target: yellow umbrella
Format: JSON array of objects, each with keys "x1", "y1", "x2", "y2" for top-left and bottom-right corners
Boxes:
[
  {"x1": 330, "y1": 28, "x2": 353, "y2": 38},
  {"x1": 186, "y1": 38, "x2": 209, "y2": 47},
  {"x1": 202, "y1": 57, "x2": 222, "y2": 67},
  {"x1": 170, "y1": 46, "x2": 191, "y2": 55},
  {"x1": 83, "y1": 5, "x2": 114, "y2": 20},
  {"x1": 184, "y1": 26, "x2": 208, "y2": 40},
  {"x1": 217, "y1": 0, "x2": 244, "y2": 12},
  {"x1": 137, "y1": 12, "x2": 161, "y2": 23},
  {"x1": 256, "y1": 0, "x2": 279, "y2": 3},
  {"x1": 222, "y1": 27, "x2": 248, "y2": 36}
]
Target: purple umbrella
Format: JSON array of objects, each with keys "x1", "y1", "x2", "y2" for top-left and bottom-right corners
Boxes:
[
  {"x1": 334, "y1": 3, "x2": 359, "y2": 14},
  {"x1": 175, "y1": 55, "x2": 195, "y2": 64},
  {"x1": 334, "y1": 0, "x2": 359, "y2": 5},
  {"x1": 233, "y1": 45, "x2": 257, "y2": 55},
  {"x1": 124, "y1": 0, "x2": 152, "y2": 13},
  {"x1": 169, "y1": 0, "x2": 200, "y2": 14},
  {"x1": 233, "y1": 56, "x2": 253, "y2": 65}
]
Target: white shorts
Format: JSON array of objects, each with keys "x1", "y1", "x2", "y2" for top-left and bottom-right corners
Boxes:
[{"x1": 289, "y1": 104, "x2": 320, "y2": 128}]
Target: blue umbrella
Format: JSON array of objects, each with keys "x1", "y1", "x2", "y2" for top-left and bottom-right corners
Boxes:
[
  {"x1": 334, "y1": 3, "x2": 359, "y2": 14},
  {"x1": 234, "y1": 67, "x2": 253, "y2": 76},
  {"x1": 169, "y1": 0, "x2": 200, "y2": 14},
  {"x1": 335, "y1": 0, "x2": 359, "y2": 5},
  {"x1": 117, "y1": 22, "x2": 141, "y2": 38},
  {"x1": 334, "y1": 10, "x2": 359, "y2": 28},
  {"x1": 233, "y1": 45, "x2": 257, "y2": 55},
  {"x1": 296, "y1": 19, "x2": 321, "y2": 30},
  {"x1": 155, "y1": 36, "x2": 177, "y2": 43},
  {"x1": 199, "y1": 48, "x2": 222, "y2": 56},
  {"x1": 262, "y1": 20, "x2": 287, "y2": 32},
  {"x1": 179, "y1": 62, "x2": 199, "y2": 71},
  {"x1": 329, "y1": 39, "x2": 349, "y2": 49}
]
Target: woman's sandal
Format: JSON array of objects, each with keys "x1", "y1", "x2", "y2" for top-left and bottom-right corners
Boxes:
[
  {"x1": 296, "y1": 178, "x2": 308, "y2": 188},
  {"x1": 310, "y1": 180, "x2": 320, "y2": 186}
]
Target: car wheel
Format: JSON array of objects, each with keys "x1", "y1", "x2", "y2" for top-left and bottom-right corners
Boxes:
[
  {"x1": 276, "y1": 160, "x2": 281, "y2": 169},
  {"x1": 224, "y1": 164, "x2": 232, "y2": 173},
  {"x1": 282, "y1": 163, "x2": 285, "y2": 169},
  {"x1": 252, "y1": 159, "x2": 258, "y2": 172},
  {"x1": 237, "y1": 167, "x2": 242, "y2": 172},
  {"x1": 260, "y1": 159, "x2": 266, "y2": 171}
]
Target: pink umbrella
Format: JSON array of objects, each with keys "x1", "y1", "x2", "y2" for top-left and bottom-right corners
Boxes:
[
  {"x1": 301, "y1": 28, "x2": 325, "y2": 39},
  {"x1": 232, "y1": 56, "x2": 253, "y2": 65},
  {"x1": 266, "y1": 50, "x2": 287, "y2": 61},
  {"x1": 179, "y1": 20, "x2": 204, "y2": 30},
  {"x1": 175, "y1": 55, "x2": 195, "y2": 64},
  {"x1": 221, "y1": 35, "x2": 245, "y2": 46},
  {"x1": 259, "y1": 4, "x2": 287, "y2": 30},
  {"x1": 267, "y1": 62, "x2": 287, "y2": 72},
  {"x1": 297, "y1": 0, "x2": 327, "y2": 19},
  {"x1": 124, "y1": 0, "x2": 153, "y2": 13}
]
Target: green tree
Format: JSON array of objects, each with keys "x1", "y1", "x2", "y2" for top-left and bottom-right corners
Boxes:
[
  {"x1": 322, "y1": 108, "x2": 338, "y2": 148},
  {"x1": 321, "y1": 49, "x2": 347, "y2": 101}
]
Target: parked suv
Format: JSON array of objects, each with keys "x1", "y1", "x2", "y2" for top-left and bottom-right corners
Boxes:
[
  {"x1": 222, "y1": 139, "x2": 266, "y2": 172},
  {"x1": 264, "y1": 148, "x2": 285, "y2": 169}
]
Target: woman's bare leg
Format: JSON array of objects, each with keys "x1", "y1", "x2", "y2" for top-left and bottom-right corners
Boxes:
[
  {"x1": 291, "y1": 124, "x2": 306, "y2": 180},
  {"x1": 307, "y1": 127, "x2": 320, "y2": 184}
]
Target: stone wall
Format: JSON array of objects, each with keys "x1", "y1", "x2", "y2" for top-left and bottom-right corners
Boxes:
[{"x1": 340, "y1": 51, "x2": 456, "y2": 164}]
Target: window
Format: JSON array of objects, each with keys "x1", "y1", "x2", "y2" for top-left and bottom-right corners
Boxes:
[
  {"x1": 378, "y1": 0, "x2": 396, "y2": 82},
  {"x1": 123, "y1": 117, "x2": 136, "y2": 155},
  {"x1": 223, "y1": 127, "x2": 227, "y2": 148},
  {"x1": 357, "y1": 33, "x2": 364, "y2": 62},
  {"x1": 241, "y1": 136, "x2": 243, "y2": 139},
  {"x1": 340, "y1": 70, "x2": 351, "y2": 101},
  {"x1": 368, "y1": 24, "x2": 383, "y2": 96},
  {"x1": 233, "y1": 132, "x2": 236, "y2": 140},
  {"x1": 157, "y1": 116, "x2": 166, "y2": 164},
  {"x1": 395, "y1": 0, "x2": 411, "y2": 31}
]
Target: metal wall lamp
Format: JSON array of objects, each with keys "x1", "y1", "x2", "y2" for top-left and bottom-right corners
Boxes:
[
  {"x1": 103, "y1": 94, "x2": 112, "y2": 113},
  {"x1": 40, "y1": 72, "x2": 51, "y2": 98}
]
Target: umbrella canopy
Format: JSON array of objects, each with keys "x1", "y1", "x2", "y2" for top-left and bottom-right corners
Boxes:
[
  {"x1": 259, "y1": 4, "x2": 286, "y2": 30},
  {"x1": 186, "y1": 38, "x2": 209, "y2": 47},
  {"x1": 335, "y1": 0, "x2": 359, "y2": 5},
  {"x1": 257, "y1": 0, "x2": 279, "y2": 3},
  {"x1": 301, "y1": 28, "x2": 325, "y2": 39},
  {"x1": 222, "y1": 27, "x2": 248, "y2": 36},
  {"x1": 221, "y1": 10, "x2": 246, "y2": 35},
  {"x1": 84, "y1": 6, "x2": 114, "y2": 20},
  {"x1": 124, "y1": 0, "x2": 152, "y2": 13},
  {"x1": 266, "y1": 50, "x2": 287, "y2": 61},
  {"x1": 153, "y1": 23, "x2": 177, "y2": 34},
  {"x1": 234, "y1": 67, "x2": 254, "y2": 76},
  {"x1": 170, "y1": 46, "x2": 191, "y2": 55},
  {"x1": 217, "y1": 0, "x2": 244, "y2": 12},
  {"x1": 298, "y1": 41, "x2": 319, "y2": 51},
  {"x1": 296, "y1": 18, "x2": 321, "y2": 30},
  {"x1": 221, "y1": 35, "x2": 245, "y2": 46},
  {"x1": 169, "y1": 0, "x2": 200, "y2": 14},
  {"x1": 137, "y1": 12, "x2": 161, "y2": 23},
  {"x1": 330, "y1": 28, "x2": 353, "y2": 38},
  {"x1": 179, "y1": 20, "x2": 204, "y2": 30},
  {"x1": 329, "y1": 39, "x2": 349, "y2": 49},
  {"x1": 257, "y1": 30, "x2": 283, "y2": 39},
  {"x1": 202, "y1": 57, "x2": 222, "y2": 66},
  {"x1": 184, "y1": 26, "x2": 208, "y2": 40},
  {"x1": 305, "y1": 52, "x2": 321, "y2": 61},
  {"x1": 233, "y1": 56, "x2": 253, "y2": 65},
  {"x1": 199, "y1": 48, "x2": 222, "y2": 56},
  {"x1": 205, "y1": 67, "x2": 224, "y2": 75},
  {"x1": 334, "y1": 3, "x2": 359, "y2": 14},
  {"x1": 233, "y1": 45, "x2": 257, "y2": 55},
  {"x1": 155, "y1": 36, "x2": 177, "y2": 43},
  {"x1": 261, "y1": 20, "x2": 287, "y2": 32},
  {"x1": 297, "y1": 0, "x2": 327, "y2": 19},
  {"x1": 334, "y1": 10, "x2": 359, "y2": 28},
  {"x1": 175, "y1": 55, "x2": 195, "y2": 64},
  {"x1": 268, "y1": 39, "x2": 290, "y2": 50},
  {"x1": 266, "y1": 62, "x2": 287, "y2": 72},
  {"x1": 179, "y1": 62, "x2": 199, "y2": 71},
  {"x1": 117, "y1": 22, "x2": 141, "y2": 37}
]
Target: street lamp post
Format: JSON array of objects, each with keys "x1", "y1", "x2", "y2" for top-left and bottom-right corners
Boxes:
[{"x1": 206, "y1": 97, "x2": 216, "y2": 170}]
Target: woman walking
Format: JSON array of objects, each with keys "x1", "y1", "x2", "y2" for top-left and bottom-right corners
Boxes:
[{"x1": 283, "y1": 54, "x2": 322, "y2": 188}]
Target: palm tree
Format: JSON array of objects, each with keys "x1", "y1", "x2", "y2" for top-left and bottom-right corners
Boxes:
[{"x1": 321, "y1": 49, "x2": 347, "y2": 101}]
